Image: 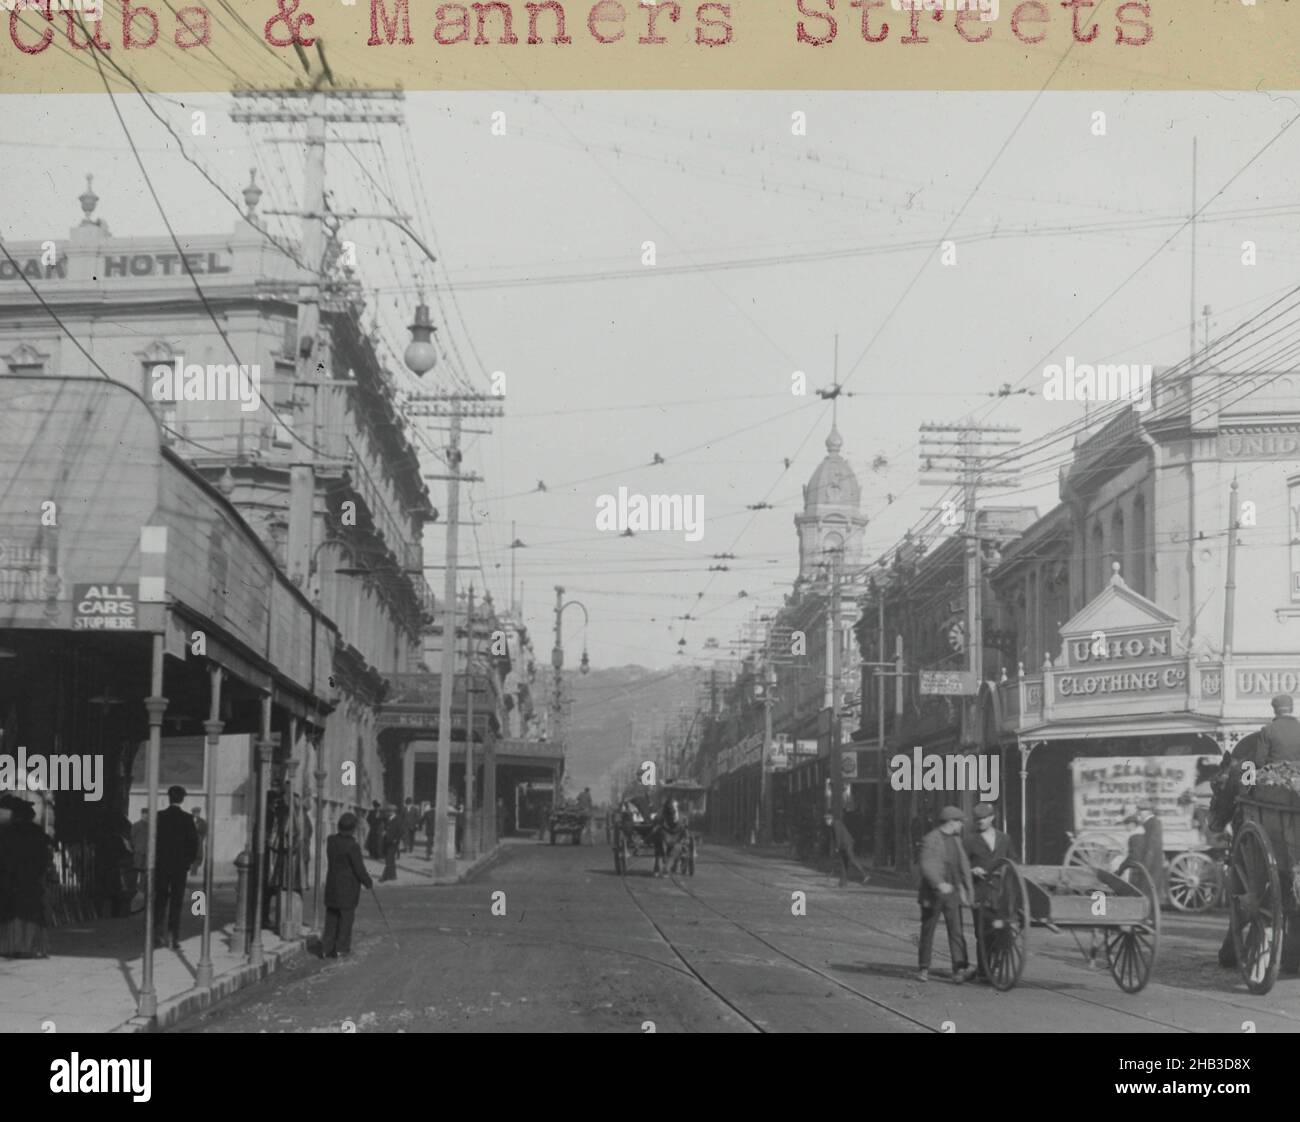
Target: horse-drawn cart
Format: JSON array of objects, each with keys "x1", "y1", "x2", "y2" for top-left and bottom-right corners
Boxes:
[
  {"x1": 611, "y1": 782, "x2": 705, "y2": 877},
  {"x1": 978, "y1": 858, "x2": 1161, "y2": 993},
  {"x1": 548, "y1": 805, "x2": 589, "y2": 845},
  {"x1": 1226, "y1": 788, "x2": 1300, "y2": 995}
]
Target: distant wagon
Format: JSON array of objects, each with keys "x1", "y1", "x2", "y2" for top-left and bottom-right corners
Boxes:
[{"x1": 547, "y1": 803, "x2": 590, "y2": 846}]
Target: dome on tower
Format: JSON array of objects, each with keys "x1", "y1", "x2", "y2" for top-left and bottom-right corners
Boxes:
[{"x1": 803, "y1": 422, "x2": 860, "y2": 511}]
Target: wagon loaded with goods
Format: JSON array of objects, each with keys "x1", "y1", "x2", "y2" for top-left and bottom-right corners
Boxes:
[
  {"x1": 976, "y1": 857, "x2": 1161, "y2": 993},
  {"x1": 547, "y1": 804, "x2": 589, "y2": 845},
  {"x1": 1064, "y1": 753, "x2": 1229, "y2": 913}
]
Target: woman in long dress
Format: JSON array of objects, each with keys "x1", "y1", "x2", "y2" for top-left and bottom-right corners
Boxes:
[{"x1": 0, "y1": 796, "x2": 51, "y2": 958}]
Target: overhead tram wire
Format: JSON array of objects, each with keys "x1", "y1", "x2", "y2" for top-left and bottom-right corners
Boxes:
[
  {"x1": 73, "y1": 41, "x2": 315, "y2": 274},
  {"x1": 835, "y1": 8, "x2": 1102, "y2": 399},
  {"x1": 83, "y1": 49, "x2": 330, "y2": 460},
  {"x1": 397, "y1": 116, "x2": 494, "y2": 386},
  {"x1": 332, "y1": 132, "x2": 481, "y2": 396},
  {"x1": 813, "y1": 74, "x2": 1300, "y2": 535},
  {"x1": 866, "y1": 301, "x2": 1300, "y2": 586},
  {"x1": 80, "y1": 28, "x2": 335, "y2": 460},
  {"x1": 985, "y1": 287, "x2": 1300, "y2": 486},
  {"x1": 850, "y1": 105, "x2": 1300, "y2": 575},
  {"x1": 483, "y1": 397, "x2": 821, "y2": 505},
  {"x1": 340, "y1": 203, "x2": 1300, "y2": 297},
  {"x1": 954, "y1": 106, "x2": 1300, "y2": 426}
]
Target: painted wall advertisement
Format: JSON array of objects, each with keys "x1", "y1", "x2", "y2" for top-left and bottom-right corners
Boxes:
[{"x1": 1070, "y1": 755, "x2": 1219, "y2": 850}]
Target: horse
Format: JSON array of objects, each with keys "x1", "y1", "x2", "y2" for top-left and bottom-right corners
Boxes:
[{"x1": 1208, "y1": 731, "x2": 1262, "y2": 835}]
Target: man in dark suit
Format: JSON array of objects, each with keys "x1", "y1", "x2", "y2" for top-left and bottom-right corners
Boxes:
[
  {"x1": 380, "y1": 805, "x2": 401, "y2": 882},
  {"x1": 917, "y1": 805, "x2": 976, "y2": 984},
  {"x1": 966, "y1": 802, "x2": 1014, "y2": 978},
  {"x1": 1125, "y1": 798, "x2": 1165, "y2": 900},
  {"x1": 153, "y1": 786, "x2": 199, "y2": 950},
  {"x1": 1259, "y1": 693, "x2": 1300, "y2": 766},
  {"x1": 322, "y1": 813, "x2": 373, "y2": 958},
  {"x1": 365, "y1": 801, "x2": 384, "y2": 859}
]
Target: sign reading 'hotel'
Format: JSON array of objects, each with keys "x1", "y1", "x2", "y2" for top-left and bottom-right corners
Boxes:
[{"x1": 0, "y1": 251, "x2": 233, "y2": 282}]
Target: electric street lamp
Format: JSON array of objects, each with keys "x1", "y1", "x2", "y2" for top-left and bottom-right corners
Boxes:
[
  {"x1": 551, "y1": 589, "x2": 590, "y2": 805},
  {"x1": 404, "y1": 301, "x2": 438, "y2": 377}
]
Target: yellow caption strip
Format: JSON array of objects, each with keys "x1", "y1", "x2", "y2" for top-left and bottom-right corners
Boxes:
[{"x1": 0, "y1": 1, "x2": 1297, "y2": 94}]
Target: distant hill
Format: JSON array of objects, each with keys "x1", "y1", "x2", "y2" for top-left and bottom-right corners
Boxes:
[{"x1": 560, "y1": 664, "x2": 703, "y2": 801}]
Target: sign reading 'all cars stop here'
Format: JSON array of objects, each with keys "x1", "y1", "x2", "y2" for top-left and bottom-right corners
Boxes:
[{"x1": 72, "y1": 584, "x2": 137, "y2": 630}]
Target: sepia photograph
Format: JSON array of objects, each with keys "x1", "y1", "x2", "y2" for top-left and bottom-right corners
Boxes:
[{"x1": 0, "y1": 0, "x2": 1297, "y2": 1072}]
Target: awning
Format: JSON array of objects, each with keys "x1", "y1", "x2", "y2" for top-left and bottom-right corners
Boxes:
[{"x1": 1016, "y1": 710, "x2": 1233, "y2": 744}]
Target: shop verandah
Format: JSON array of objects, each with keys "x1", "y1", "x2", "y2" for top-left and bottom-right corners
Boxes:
[{"x1": 0, "y1": 377, "x2": 335, "y2": 1018}]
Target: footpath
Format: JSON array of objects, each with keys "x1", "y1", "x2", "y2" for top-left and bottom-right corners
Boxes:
[{"x1": 0, "y1": 840, "x2": 504, "y2": 1034}]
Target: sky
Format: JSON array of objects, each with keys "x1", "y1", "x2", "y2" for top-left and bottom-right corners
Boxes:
[{"x1": 4, "y1": 88, "x2": 1300, "y2": 670}]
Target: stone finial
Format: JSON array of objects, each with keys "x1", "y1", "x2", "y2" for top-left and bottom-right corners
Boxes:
[
  {"x1": 242, "y1": 168, "x2": 262, "y2": 218},
  {"x1": 825, "y1": 421, "x2": 843, "y2": 455},
  {"x1": 78, "y1": 174, "x2": 99, "y2": 223}
]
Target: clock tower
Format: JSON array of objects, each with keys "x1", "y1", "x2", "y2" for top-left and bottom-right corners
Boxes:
[{"x1": 795, "y1": 416, "x2": 867, "y2": 585}]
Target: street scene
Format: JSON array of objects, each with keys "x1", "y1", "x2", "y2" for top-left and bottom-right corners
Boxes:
[
  {"x1": 173, "y1": 842, "x2": 1299, "y2": 1035},
  {"x1": 2, "y1": 48, "x2": 1300, "y2": 1041}
]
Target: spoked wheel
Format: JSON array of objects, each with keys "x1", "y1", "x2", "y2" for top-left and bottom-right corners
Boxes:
[
  {"x1": 686, "y1": 838, "x2": 697, "y2": 877},
  {"x1": 1106, "y1": 860, "x2": 1160, "y2": 994},
  {"x1": 1064, "y1": 832, "x2": 1127, "y2": 872},
  {"x1": 1229, "y1": 820, "x2": 1283, "y2": 995},
  {"x1": 616, "y1": 838, "x2": 630, "y2": 876},
  {"x1": 977, "y1": 858, "x2": 1029, "y2": 991},
  {"x1": 1168, "y1": 851, "x2": 1219, "y2": 913}
]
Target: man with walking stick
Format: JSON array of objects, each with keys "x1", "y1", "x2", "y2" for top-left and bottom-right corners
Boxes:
[{"x1": 321, "y1": 813, "x2": 373, "y2": 959}]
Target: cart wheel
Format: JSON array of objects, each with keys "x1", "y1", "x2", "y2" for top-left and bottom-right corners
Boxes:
[
  {"x1": 549, "y1": 830, "x2": 556, "y2": 845},
  {"x1": 571, "y1": 830, "x2": 581, "y2": 845},
  {"x1": 618, "y1": 838, "x2": 630, "y2": 877},
  {"x1": 1106, "y1": 859, "x2": 1160, "y2": 994},
  {"x1": 687, "y1": 838, "x2": 696, "y2": 877},
  {"x1": 1229, "y1": 819, "x2": 1283, "y2": 995},
  {"x1": 978, "y1": 858, "x2": 1029, "y2": 992},
  {"x1": 1168, "y1": 851, "x2": 1219, "y2": 913},
  {"x1": 1064, "y1": 833, "x2": 1127, "y2": 872}
]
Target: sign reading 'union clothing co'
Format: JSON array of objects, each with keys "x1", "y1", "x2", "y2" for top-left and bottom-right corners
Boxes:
[{"x1": 1055, "y1": 662, "x2": 1188, "y2": 699}]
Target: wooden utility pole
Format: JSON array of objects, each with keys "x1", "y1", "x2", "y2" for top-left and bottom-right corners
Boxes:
[
  {"x1": 412, "y1": 392, "x2": 503, "y2": 876},
  {"x1": 919, "y1": 422, "x2": 1020, "y2": 747},
  {"x1": 464, "y1": 583, "x2": 477, "y2": 862}
]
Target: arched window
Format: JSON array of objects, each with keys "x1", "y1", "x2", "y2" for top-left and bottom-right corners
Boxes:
[{"x1": 1130, "y1": 493, "x2": 1147, "y2": 595}]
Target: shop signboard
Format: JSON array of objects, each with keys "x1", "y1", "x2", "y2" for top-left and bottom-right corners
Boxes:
[
  {"x1": 919, "y1": 669, "x2": 976, "y2": 696},
  {"x1": 72, "y1": 583, "x2": 137, "y2": 630},
  {"x1": 1070, "y1": 754, "x2": 1219, "y2": 850}
]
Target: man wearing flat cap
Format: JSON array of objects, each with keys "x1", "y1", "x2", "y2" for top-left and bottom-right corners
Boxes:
[
  {"x1": 1259, "y1": 694, "x2": 1300, "y2": 766},
  {"x1": 916, "y1": 805, "x2": 976, "y2": 983}
]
